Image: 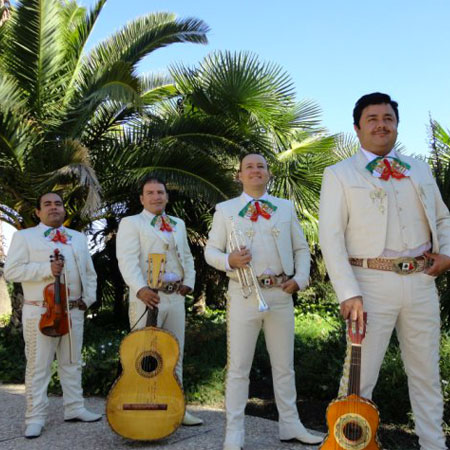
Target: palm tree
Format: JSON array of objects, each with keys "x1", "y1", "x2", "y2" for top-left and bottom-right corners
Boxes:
[
  {"x1": 0, "y1": 0, "x2": 209, "y2": 324},
  {"x1": 428, "y1": 118, "x2": 450, "y2": 325},
  {"x1": 0, "y1": 0, "x2": 209, "y2": 229}
]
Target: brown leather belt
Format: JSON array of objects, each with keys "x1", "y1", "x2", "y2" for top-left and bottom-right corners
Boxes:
[
  {"x1": 257, "y1": 274, "x2": 289, "y2": 288},
  {"x1": 349, "y1": 256, "x2": 429, "y2": 275}
]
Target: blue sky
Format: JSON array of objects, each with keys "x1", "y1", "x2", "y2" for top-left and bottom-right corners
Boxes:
[
  {"x1": 3, "y1": 0, "x2": 450, "y2": 247},
  {"x1": 80, "y1": 0, "x2": 450, "y2": 156}
]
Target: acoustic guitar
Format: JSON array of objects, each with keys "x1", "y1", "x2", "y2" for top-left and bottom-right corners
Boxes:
[
  {"x1": 106, "y1": 254, "x2": 185, "y2": 440},
  {"x1": 321, "y1": 314, "x2": 380, "y2": 450}
]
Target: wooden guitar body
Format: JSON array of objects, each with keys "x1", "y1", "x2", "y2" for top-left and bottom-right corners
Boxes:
[
  {"x1": 106, "y1": 326, "x2": 185, "y2": 441},
  {"x1": 321, "y1": 394, "x2": 380, "y2": 450}
]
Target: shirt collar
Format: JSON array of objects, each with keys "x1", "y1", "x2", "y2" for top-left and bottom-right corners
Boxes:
[
  {"x1": 38, "y1": 222, "x2": 64, "y2": 232},
  {"x1": 242, "y1": 191, "x2": 269, "y2": 203},
  {"x1": 360, "y1": 147, "x2": 397, "y2": 162},
  {"x1": 142, "y1": 209, "x2": 166, "y2": 220}
]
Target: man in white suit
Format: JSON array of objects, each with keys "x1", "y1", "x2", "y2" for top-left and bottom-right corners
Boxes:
[
  {"x1": 205, "y1": 154, "x2": 322, "y2": 450},
  {"x1": 319, "y1": 92, "x2": 450, "y2": 449},
  {"x1": 116, "y1": 176, "x2": 202, "y2": 426},
  {"x1": 4, "y1": 192, "x2": 101, "y2": 439}
]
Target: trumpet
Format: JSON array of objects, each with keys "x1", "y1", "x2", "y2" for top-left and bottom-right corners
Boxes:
[{"x1": 228, "y1": 216, "x2": 269, "y2": 312}]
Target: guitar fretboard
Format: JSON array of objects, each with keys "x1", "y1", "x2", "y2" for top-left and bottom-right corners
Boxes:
[{"x1": 347, "y1": 345, "x2": 361, "y2": 396}]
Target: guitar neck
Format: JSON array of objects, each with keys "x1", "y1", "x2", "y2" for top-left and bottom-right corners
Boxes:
[{"x1": 347, "y1": 344, "x2": 361, "y2": 396}]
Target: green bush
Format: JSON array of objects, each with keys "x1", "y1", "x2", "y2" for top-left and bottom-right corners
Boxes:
[{"x1": 2, "y1": 304, "x2": 450, "y2": 433}]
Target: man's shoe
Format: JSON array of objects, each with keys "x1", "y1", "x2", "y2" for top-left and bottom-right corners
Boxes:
[
  {"x1": 65, "y1": 409, "x2": 102, "y2": 422},
  {"x1": 223, "y1": 445, "x2": 242, "y2": 450},
  {"x1": 280, "y1": 429, "x2": 323, "y2": 445},
  {"x1": 24, "y1": 423, "x2": 42, "y2": 439},
  {"x1": 182, "y1": 410, "x2": 203, "y2": 426}
]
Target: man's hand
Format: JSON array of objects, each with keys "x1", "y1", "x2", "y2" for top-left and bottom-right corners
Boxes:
[
  {"x1": 178, "y1": 285, "x2": 192, "y2": 296},
  {"x1": 280, "y1": 279, "x2": 299, "y2": 294},
  {"x1": 340, "y1": 296, "x2": 364, "y2": 332},
  {"x1": 78, "y1": 300, "x2": 87, "y2": 311},
  {"x1": 137, "y1": 287, "x2": 160, "y2": 309},
  {"x1": 51, "y1": 259, "x2": 64, "y2": 277},
  {"x1": 229, "y1": 246, "x2": 252, "y2": 269},
  {"x1": 424, "y1": 251, "x2": 450, "y2": 277}
]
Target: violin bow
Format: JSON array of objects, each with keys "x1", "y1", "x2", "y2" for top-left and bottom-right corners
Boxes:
[{"x1": 63, "y1": 263, "x2": 75, "y2": 364}]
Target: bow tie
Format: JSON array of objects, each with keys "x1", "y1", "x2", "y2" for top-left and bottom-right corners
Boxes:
[
  {"x1": 239, "y1": 199, "x2": 277, "y2": 222},
  {"x1": 365, "y1": 156, "x2": 411, "y2": 181},
  {"x1": 44, "y1": 227, "x2": 72, "y2": 244},
  {"x1": 151, "y1": 214, "x2": 175, "y2": 232}
]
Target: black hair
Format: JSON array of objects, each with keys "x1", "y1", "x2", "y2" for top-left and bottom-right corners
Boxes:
[
  {"x1": 140, "y1": 175, "x2": 168, "y2": 194},
  {"x1": 35, "y1": 192, "x2": 64, "y2": 210},
  {"x1": 353, "y1": 92, "x2": 399, "y2": 128}
]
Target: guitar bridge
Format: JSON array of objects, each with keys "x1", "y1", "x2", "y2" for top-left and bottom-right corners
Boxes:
[{"x1": 122, "y1": 403, "x2": 168, "y2": 410}]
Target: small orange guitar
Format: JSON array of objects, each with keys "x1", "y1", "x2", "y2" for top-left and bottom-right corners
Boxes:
[{"x1": 321, "y1": 313, "x2": 380, "y2": 450}]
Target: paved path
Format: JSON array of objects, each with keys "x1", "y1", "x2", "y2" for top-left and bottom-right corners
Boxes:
[{"x1": 0, "y1": 384, "x2": 324, "y2": 450}]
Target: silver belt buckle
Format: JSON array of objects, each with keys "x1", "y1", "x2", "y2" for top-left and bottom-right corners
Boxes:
[
  {"x1": 166, "y1": 283, "x2": 174, "y2": 293},
  {"x1": 392, "y1": 257, "x2": 418, "y2": 275}
]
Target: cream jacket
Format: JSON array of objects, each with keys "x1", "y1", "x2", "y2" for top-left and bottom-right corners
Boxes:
[
  {"x1": 205, "y1": 194, "x2": 310, "y2": 290},
  {"x1": 319, "y1": 150, "x2": 450, "y2": 303},
  {"x1": 4, "y1": 225, "x2": 97, "y2": 307},
  {"x1": 116, "y1": 211, "x2": 195, "y2": 300}
]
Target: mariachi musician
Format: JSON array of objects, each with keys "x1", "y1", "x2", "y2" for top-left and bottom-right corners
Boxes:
[
  {"x1": 205, "y1": 154, "x2": 322, "y2": 450},
  {"x1": 4, "y1": 192, "x2": 101, "y2": 439},
  {"x1": 116, "y1": 176, "x2": 203, "y2": 426}
]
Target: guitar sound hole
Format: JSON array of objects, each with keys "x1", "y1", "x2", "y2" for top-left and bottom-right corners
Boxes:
[
  {"x1": 343, "y1": 421, "x2": 362, "y2": 441},
  {"x1": 141, "y1": 355, "x2": 159, "y2": 374}
]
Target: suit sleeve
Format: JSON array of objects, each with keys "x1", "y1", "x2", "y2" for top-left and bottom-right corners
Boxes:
[
  {"x1": 319, "y1": 167, "x2": 362, "y2": 303},
  {"x1": 427, "y1": 165, "x2": 450, "y2": 257},
  {"x1": 290, "y1": 202, "x2": 311, "y2": 290},
  {"x1": 179, "y1": 220, "x2": 196, "y2": 289},
  {"x1": 4, "y1": 231, "x2": 53, "y2": 282},
  {"x1": 116, "y1": 217, "x2": 148, "y2": 294},
  {"x1": 80, "y1": 235, "x2": 97, "y2": 308},
  {"x1": 204, "y1": 206, "x2": 229, "y2": 272}
]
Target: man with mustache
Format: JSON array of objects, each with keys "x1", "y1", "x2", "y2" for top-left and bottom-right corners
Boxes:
[
  {"x1": 4, "y1": 192, "x2": 101, "y2": 439},
  {"x1": 116, "y1": 176, "x2": 203, "y2": 426},
  {"x1": 319, "y1": 92, "x2": 450, "y2": 449}
]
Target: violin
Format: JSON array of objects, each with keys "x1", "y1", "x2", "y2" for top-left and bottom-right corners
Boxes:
[{"x1": 39, "y1": 249, "x2": 71, "y2": 337}]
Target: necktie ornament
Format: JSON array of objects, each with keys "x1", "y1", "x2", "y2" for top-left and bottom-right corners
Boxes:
[
  {"x1": 151, "y1": 214, "x2": 176, "y2": 232},
  {"x1": 44, "y1": 227, "x2": 72, "y2": 244},
  {"x1": 238, "y1": 199, "x2": 277, "y2": 222},
  {"x1": 366, "y1": 156, "x2": 410, "y2": 181}
]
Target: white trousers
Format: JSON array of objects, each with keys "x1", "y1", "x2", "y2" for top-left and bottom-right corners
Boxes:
[
  {"x1": 129, "y1": 293, "x2": 185, "y2": 384},
  {"x1": 339, "y1": 268, "x2": 446, "y2": 450},
  {"x1": 224, "y1": 281, "x2": 308, "y2": 447},
  {"x1": 22, "y1": 304, "x2": 85, "y2": 426}
]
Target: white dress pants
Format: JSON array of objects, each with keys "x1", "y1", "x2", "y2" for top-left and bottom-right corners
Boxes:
[
  {"x1": 22, "y1": 304, "x2": 85, "y2": 426},
  {"x1": 339, "y1": 267, "x2": 446, "y2": 450},
  {"x1": 224, "y1": 281, "x2": 307, "y2": 447},
  {"x1": 129, "y1": 292, "x2": 185, "y2": 384}
]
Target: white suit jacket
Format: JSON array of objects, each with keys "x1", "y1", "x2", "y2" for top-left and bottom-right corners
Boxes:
[
  {"x1": 205, "y1": 193, "x2": 310, "y2": 289},
  {"x1": 4, "y1": 226, "x2": 97, "y2": 307},
  {"x1": 319, "y1": 150, "x2": 450, "y2": 303},
  {"x1": 116, "y1": 211, "x2": 195, "y2": 301}
]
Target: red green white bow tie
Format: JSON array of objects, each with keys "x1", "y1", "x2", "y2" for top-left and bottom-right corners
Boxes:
[
  {"x1": 151, "y1": 214, "x2": 176, "y2": 232},
  {"x1": 44, "y1": 227, "x2": 72, "y2": 244},
  {"x1": 239, "y1": 199, "x2": 277, "y2": 222},
  {"x1": 365, "y1": 156, "x2": 411, "y2": 181}
]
